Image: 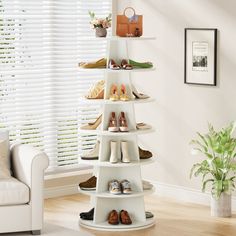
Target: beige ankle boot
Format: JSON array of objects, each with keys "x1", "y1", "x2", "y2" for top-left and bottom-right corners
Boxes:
[
  {"x1": 110, "y1": 141, "x2": 118, "y2": 163},
  {"x1": 121, "y1": 141, "x2": 130, "y2": 163}
]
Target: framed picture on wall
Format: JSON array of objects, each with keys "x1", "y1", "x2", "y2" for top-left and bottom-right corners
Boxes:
[{"x1": 184, "y1": 28, "x2": 217, "y2": 86}]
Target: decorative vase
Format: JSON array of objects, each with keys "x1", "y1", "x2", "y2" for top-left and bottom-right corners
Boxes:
[
  {"x1": 95, "y1": 28, "x2": 107, "y2": 37},
  {"x1": 211, "y1": 193, "x2": 231, "y2": 217}
]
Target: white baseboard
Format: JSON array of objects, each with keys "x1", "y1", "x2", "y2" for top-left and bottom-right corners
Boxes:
[
  {"x1": 151, "y1": 181, "x2": 236, "y2": 211},
  {"x1": 44, "y1": 184, "x2": 78, "y2": 199},
  {"x1": 45, "y1": 180, "x2": 236, "y2": 211}
]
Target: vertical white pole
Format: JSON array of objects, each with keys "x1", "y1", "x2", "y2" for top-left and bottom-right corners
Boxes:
[{"x1": 112, "y1": 0, "x2": 117, "y2": 36}]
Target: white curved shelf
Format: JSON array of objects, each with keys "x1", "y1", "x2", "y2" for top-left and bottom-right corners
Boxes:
[
  {"x1": 78, "y1": 188, "x2": 155, "y2": 198},
  {"x1": 79, "y1": 97, "x2": 155, "y2": 105},
  {"x1": 78, "y1": 128, "x2": 155, "y2": 136},
  {"x1": 78, "y1": 157, "x2": 155, "y2": 167},
  {"x1": 78, "y1": 67, "x2": 156, "y2": 73},
  {"x1": 79, "y1": 218, "x2": 155, "y2": 231},
  {"x1": 79, "y1": 36, "x2": 156, "y2": 41}
]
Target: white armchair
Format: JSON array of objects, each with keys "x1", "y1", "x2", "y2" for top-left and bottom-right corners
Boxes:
[{"x1": 0, "y1": 143, "x2": 49, "y2": 235}]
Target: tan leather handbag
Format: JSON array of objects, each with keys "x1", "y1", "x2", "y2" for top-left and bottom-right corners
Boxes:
[{"x1": 116, "y1": 7, "x2": 143, "y2": 37}]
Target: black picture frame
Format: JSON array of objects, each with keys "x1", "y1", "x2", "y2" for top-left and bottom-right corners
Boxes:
[{"x1": 184, "y1": 28, "x2": 217, "y2": 86}]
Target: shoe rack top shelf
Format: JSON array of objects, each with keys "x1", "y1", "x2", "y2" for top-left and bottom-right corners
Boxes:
[
  {"x1": 79, "y1": 97, "x2": 155, "y2": 105},
  {"x1": 79, "y1": 218, "x2": 155, "y2": 232},
  {"x1": 78, "y1": 67, "x2": 156, "y2": 73},
  {"x1": 78, "y1": 128, "x2": 155, "y2": 136},
  {"x1": 78, "y1": 157, "x2": 155, "y2": 167},
  {"x1": 79, "y1": 36, "x2": 156, "y2": 41},
  {"x1": 78, "y1": 188, "x2": 155, "y2": 198}
]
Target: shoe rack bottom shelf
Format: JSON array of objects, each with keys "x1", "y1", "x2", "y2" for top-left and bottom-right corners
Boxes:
[{"x1": 79, "y1": 218, "x2": 155, "y2": 231}]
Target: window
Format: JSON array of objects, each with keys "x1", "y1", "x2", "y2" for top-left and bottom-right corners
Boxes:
[{"x1": 0, "y1": 0, "x2": 111, "y2": 171}]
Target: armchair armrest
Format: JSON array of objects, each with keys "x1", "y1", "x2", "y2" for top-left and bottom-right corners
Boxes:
[
  {"x1": 11, "y1": 143, "x2": 49, "y2": 188},
  {"x1": 11, "y1": 143, "x2": 49, "y2": 231}
]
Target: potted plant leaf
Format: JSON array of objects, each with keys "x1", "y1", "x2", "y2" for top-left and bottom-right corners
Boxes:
[{"x1": 190, "y1": 122, "x2": 236, "y2": 217}]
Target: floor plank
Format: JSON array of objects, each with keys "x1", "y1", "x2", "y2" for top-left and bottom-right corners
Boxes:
[{"x1": 44, "y1": 194, "x2": 236, "y2": 236}]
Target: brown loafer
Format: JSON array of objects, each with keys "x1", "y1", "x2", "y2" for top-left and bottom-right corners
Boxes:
[
  {"x1": 120, "y1": 210, "x2": 132, "y2": 225},
  {"x1": 79, "y1": 176, "x2": 97, "y2": 191},
  {"x1": 108, "y1": 210, "x2": 119, "y2": 225},
  {"x1": 139, "y1": 147, "x2": 153, "y2": 159}
]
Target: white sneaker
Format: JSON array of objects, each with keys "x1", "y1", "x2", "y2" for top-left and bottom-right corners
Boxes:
[
  {"x1": 120, "y1": 179, "x2": 132, "y2": 194},
  {"x1": 108, "y1": 180, "x2": 121, "y2": 194},
  {"x1": 81, "y1": 140, "x2": 100, "y2": 160},
  {"x1": 136, "y1": 122, "x2": 152, "y2": 130}
]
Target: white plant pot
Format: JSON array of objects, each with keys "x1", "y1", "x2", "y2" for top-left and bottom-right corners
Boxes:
[{"x1": 211, "y1": 193, "x2": 232, "y2": 217}]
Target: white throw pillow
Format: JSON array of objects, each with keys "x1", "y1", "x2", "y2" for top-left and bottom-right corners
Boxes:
[{"x1": 0, "y1": 139, "x2": 11, "y2": 178}]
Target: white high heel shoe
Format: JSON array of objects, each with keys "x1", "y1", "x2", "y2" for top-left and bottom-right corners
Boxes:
[{"x1": 131, "y1": 84, "x2": 149, "y2": 99}]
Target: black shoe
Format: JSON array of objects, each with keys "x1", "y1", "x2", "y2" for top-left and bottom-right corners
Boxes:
[
  {"x1": 145, "y1": 211, "x2": 154, "y2": 219},
  {"x1": 80, "y1": 208, "x2": 94, "y2": 217},
  {"x1": 80, "y1": 213, "x2": 94, "y2": 220},
  {"x1": 80, "y1": 208, "x2": 94, "y2": 220}
]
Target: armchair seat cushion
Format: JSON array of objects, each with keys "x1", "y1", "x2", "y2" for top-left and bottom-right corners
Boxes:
[{"x1": 0, "y1": 177, "x2": 30, "y2": 206}]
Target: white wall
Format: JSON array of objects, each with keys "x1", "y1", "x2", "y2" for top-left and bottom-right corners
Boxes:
[{"x1": 117, "y1": 0, "x2": 236, "y2": 195}]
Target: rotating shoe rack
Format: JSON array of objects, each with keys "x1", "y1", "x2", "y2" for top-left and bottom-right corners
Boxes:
[{"x1": 78, "y1": 36, "x2": 156, "y2": 231}]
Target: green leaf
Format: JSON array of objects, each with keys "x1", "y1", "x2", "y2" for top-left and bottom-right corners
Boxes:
[
  {"x1": 192, "y1": 139, "x2": 208, "y2": 152},
  {"x1": 190, "y1": 163, "x2": 201, "y2": 178},
  {"x1": 204, "y1": 152, "x2": 213, "y2": 159},
  {"x1": 88, "y1": 11, "x2": 95, "y2": 19},
  {"x1": 211, "y1": 180, "x2": 223, "y2": 198},
  {"x1": 202, "y1": 179, "x2": 214, "y2": 192},
  {"x1": 197, "y1": 132, "x2": 208, "y2": 147}
]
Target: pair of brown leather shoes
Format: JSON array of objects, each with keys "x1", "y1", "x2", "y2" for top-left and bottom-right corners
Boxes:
[
  {"x1": 109, "y1": 59, "x2": 133, "y2": 70},
  {"x1": 108, "y1": 111, "x2": 129, "y2": 132},
  {"x1": 108, "y1": 209, "x2": 132, "y2": 225}
]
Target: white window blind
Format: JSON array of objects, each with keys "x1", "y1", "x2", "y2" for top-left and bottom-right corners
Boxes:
[{"x1": 0, "y1": 0, "x2": 111, "y2": 171}]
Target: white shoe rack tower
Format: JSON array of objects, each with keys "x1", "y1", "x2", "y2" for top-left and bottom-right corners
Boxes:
[{"x1": 78, "y1": 3, "x2": 156, "y2": 232}]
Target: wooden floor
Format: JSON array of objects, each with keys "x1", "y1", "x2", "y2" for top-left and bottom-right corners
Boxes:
[{"x1": 44, "y1": 194, "x2": 236, "y2": 236}]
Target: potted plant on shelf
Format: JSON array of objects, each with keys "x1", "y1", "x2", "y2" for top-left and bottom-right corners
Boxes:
[
  {"x1": 190, "y1": 122, "x2": 236, "y2": 217},
  {"x1": 89, "y1": 11, "x2": 112, "y2": 37}
]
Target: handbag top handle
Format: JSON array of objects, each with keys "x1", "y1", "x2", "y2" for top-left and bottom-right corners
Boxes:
[{"x1": 123, "y1": 7, "x2": 136, "y2": 17}]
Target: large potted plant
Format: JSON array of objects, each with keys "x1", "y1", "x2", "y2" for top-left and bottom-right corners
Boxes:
[{"x1": 190, "y1": 122, "x2": 236, "y2": 217}]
